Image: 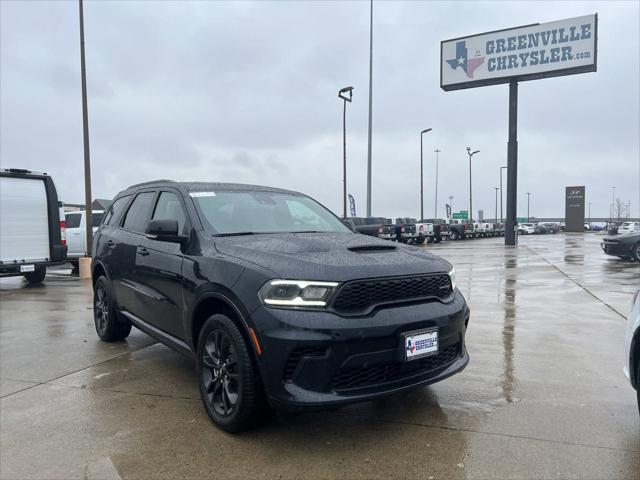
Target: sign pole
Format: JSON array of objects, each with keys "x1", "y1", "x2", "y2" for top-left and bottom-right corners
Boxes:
[
  {"x1": 505, "y1": 79, "x2": 518, "y2": 246},
  {"x1": 79, "y1": 0, "x2": 93, "y2": 259}
]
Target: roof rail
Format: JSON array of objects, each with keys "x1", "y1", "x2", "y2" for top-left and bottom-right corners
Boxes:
[{"x1": 126, "y1": 179, "x2": 177, "y2": 189}]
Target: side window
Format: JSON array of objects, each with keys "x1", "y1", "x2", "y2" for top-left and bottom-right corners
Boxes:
[
  {"x1": 65, "y1": 213, "x2": 81, "y2": 229},
  {"x1": 122, "y1": 192, "x2": 155, "y2": 233},
  {"x1": 104, "y1": 196, "x2": 131, "y2": 226},
  {"x1": 92, "y1": 212, "x2": 105, "y2": 227},
  {"x1": 151, "y1": 192, "x2": 187, "y2": 234}
]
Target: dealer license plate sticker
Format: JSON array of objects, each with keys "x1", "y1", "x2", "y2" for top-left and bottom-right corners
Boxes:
[
  {"x1": 404, "y1": 329, "x2": 438, "y2": 361},
  {"x1": 20, "y1": 265, "x2": 35, "y2": 273}
]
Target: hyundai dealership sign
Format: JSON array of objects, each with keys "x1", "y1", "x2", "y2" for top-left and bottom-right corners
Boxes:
[{"x1": 441, "y1": 14, "x2": 597, "y2": 91}]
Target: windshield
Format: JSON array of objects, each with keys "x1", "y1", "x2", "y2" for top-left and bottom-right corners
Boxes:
[{"x1": 191, "y1": 190, "x2": 351, "y2": 235}]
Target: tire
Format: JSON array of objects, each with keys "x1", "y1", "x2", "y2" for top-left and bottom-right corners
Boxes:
[
  {"x1": 93, "y1": 276, "x2": 132, "y2": 342},
  {"x1": 449, "y1": 230, "x2": 458, "y2": 241},
  {"x1": 196, "y1": 314, "x2": 267, "y2": 433},
  {"x1": 632, "y1": 244, "x2": 640, "y2": 262},
  {"x1": 24, "y1": 266, "x2": 46, "y2": 284},
  {"x1": 636, "y1": 360, "x2": 640, "y2": 415}
]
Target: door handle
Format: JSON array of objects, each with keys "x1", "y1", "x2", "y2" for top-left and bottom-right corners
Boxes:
[
  {"x1": 104, "y1": 240, "x2": 115, "y2": 248},
  {"x1": 137, "y1": 246, "x2": 149, "y2": 256}
]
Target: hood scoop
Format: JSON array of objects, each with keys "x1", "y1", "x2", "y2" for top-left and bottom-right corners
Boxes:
[{"x1": 348, "y1": 244, "x2": 397, "y2": 253}]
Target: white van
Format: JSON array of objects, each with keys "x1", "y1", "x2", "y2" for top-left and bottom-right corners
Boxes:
[
  {"x1": 64, "y1": 210, "x2": 104, "y2": 267},
  {"x1": 0, "y1": 169, "x2": 67, "y2": 283}
]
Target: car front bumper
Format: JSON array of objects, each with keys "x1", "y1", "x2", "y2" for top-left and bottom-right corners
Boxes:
[
  {"x1": 249, "y1": 290, "x2": 470, "y2": 410},
  {"x1": 601, "y1": 242, "x2": 633, "y2": 257}
]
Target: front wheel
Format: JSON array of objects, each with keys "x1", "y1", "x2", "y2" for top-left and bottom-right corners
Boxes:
[
  {"x1": 197, "y1": 314, "x2": 267, "y2": 433},
  {"x1": 24, "y1": 266, "x2": 46, "y2": 284},
  {"x1": 632, "y1": 244, "x2": 640, "y2": 262},
  {"x1": 449, "y1": 230, "x2": 458, "y2": 241}
]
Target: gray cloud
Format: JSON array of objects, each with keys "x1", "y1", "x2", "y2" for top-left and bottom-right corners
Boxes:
[{"x1": 1, "y1": 0, "x2": 638, "y2": 220}]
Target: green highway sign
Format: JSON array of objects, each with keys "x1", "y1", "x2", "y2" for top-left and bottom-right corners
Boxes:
[
  {"x1": 452, "y1": 211, "x2": 468, "y2": 220},
  {"x1": 517, "y1": 217, "x2": 528, "y2": 223}
]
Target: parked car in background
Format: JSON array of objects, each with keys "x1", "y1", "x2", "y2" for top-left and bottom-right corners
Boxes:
[
  {"x1": 352, "y1": 217, "x2": 395, "y2": 240},
  {"x1": 590, "y1": 225, "x2": 604, "y2": 232},
  {"x1": 624, "y1": 289, "x2": 640, "y2": 414},
  {"x1": 393, "y1": 217, "x2": 418, "y2": 243},
  {"x1": 539, "y1": 222, "x2": 560, "y2": 234},
  {"x1": 414, "y1": 219, "x2": 434, "y2": 244},
  {"x1": 91, "y1": 180, "x2": 470, "y2": 432},
  {"x1": 420, "y1": 218, "x2": 449, "y2": 243},
  {"x1": 518, "y1": 223, "x2": 536, "y2": 235},
  {"x1": 0, "y1": 168, "x2": 67, "y2": 283},
  {"x1": 448, "y1": 221, "x2": 472, "y2": 241},
  {"x1": 618, "y1": 222, "x2": 640, "y2": 235},
  {"x1": 601, "y1": 232, "x2": 640, "y2": 261},
  {"x1": 608, "y1": 223, "x2": 621, "y2": 235},
  {"x1": 65, "y1": 210, "x2": 104, "y2": 268}
]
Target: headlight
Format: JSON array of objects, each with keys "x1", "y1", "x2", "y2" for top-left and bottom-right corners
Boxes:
[
  {"x1": 258, "y1": 280, "x2": 340, "y2": 308},
  {"x1": 448, "y1": 267, "x2": 456, "y2": 291}
]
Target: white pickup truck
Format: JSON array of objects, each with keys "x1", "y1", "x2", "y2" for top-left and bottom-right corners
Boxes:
[
  {"x1": 0, "y1": 168, "x2": 67, "y2": 283},
  {"x1": 64, "y1": 210, "x2": 105, "y2": 267}
]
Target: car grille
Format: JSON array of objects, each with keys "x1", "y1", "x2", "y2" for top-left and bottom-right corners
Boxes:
[
  {"x1": 283, "y1": 347, "x2": 326, "y2": 381},
  {"x1": 331, "y1": 274, "x2": 452, "y2": 315},
  {"x1": 331, "y1": 343, "x2": 460, "y2": 391}
]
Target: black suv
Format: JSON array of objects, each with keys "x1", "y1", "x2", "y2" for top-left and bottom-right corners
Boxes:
[{"x1": 92, "y1": 181, "x2": 470, "y2": 432}]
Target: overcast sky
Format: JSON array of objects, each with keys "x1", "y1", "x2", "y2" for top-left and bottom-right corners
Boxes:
[{"x1": 1, "y1": 0, "x2": 638, "y2": 220}]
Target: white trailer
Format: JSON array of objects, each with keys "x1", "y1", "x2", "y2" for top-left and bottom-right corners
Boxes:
[{"x1": 0, "y1": 169, "x2": 67, "y2": 283}]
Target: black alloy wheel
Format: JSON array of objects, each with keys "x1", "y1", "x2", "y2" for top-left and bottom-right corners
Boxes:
[
  {"x1": 93, "y1": 276, "x2": 132, "y2": 342},
  {"x1": 196, "y1": 314, "x2": 267, "y2": 432},
  {"x1": 201, "y1": 329, "x2": 240, "y2": 417},
  {"x1": 633, "y1": 244, "x2": 640, "y2": 262}
]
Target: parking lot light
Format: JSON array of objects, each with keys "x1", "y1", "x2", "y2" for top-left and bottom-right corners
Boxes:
[
  {"x1": 526, "y1": 192, "x2": 531, "y2": 222},
  {"x1": 338, "y1": 86, "x2": 353, "y2": 219},
  {"x1": 420, "y1": 128, "x2": 432, "y2": 220},
  {"x1": 466, "y1": 147, "x2": 480, "y2": 222},
  {"x1": 500, "y1": 166, "x2": 507, "y2": 223},
  {"x1": 494, "y1": 187, "x2": 500, "y2": 223}
]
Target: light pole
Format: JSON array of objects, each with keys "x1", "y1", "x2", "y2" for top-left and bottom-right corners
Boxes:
[
  {"x1": 494, "y1": 187, "x2": 499, "y2": 223},
  {"x1": 419, "y1": 128, "x2": 432, "y2": 220},
  {"x1": 466, "y1": 147, "x2": 480, "y2": 222},
  {"x1": 434, "y1": 149, "x2": 441, "y2": 219},
  {"x1": 499, "y1": 166, "x2": 507, "y2": 223},
  {"x1": 526, "y1": 192, "x2": 531, "y2": 222},
  {"x1": 588, "y1": 202, "x2": 591, "y2": 228},
  {"x1": 365, "y1": 0, "x2": 373, "y2": 217},
  {"x1": 611, "y1": 186, "x2": 616, "y2": 219},
  {"x1": 338, "y1": 86, "x2": 353, "y2": 219},
  {"x1": 449, "y1": 195, "x2": 454, "y2": 217}
]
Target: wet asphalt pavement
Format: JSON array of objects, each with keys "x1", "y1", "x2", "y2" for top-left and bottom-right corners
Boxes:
[{"x1": 1, "y1": 233, "x2": 639, "y2": 479}]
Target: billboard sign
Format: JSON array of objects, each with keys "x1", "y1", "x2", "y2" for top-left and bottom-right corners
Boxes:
[
  {"x1": 441, "y1": 14, "x2": 597, "y2": 91},
  {"x1": 565, "y1": 186, "x2": 585, "y2": 232}
]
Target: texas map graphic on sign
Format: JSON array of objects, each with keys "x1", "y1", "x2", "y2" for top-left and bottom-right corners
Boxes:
[{"x1": 446, "y1": 41, "x2": 485, "y2": 78}]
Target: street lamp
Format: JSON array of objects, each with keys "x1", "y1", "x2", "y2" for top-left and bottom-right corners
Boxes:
[
  {"x1": 526, "y1": 192, "x2": 531, "y2": 222},
  {"x1": 420, "y1": 128, "x2": 432, "y2": 220},
  {"x1": 499, "y1": 166, "x2": 507, "y2": 223},
  {"x1": 611, "y1": 186, "x2": 616, "y2": 220},
  {"x1": 434, "y1": 149, "x2": 441, "y2": 219},
  {"x1": 588, "y1": 202, "x2": 591, "y2": 228},
  {"x1": 449, "y1": 195, "x2": 454, "y2": 217},
  {"x1": 338, "y1": 86, "x2": 353, "y2": 219},
  {"x1": 466, "y1": 147, "x2": 480, "y2": 222},
  {"x1": 494, "y1": 187, "x2": 500, "y2": 223}
]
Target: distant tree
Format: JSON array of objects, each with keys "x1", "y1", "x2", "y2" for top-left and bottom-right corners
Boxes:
[{"x1": 614, "y1": 198, "x2": 631, "y2": 220}]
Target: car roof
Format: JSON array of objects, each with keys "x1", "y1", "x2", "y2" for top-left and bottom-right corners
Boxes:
[{"x1": 120, "y1": 180, "x2": 301, "y2": 197}]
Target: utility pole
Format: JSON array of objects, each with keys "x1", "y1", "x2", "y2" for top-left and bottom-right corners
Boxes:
[
  {"x1": 526, "y1": 192, "x2": 531, "y2": 222},
  {"x1": 449, "y1": 195, "x2": 454, "y2": 217},
  {"x1": 588, "y1": 202, "x2": 591, "y2": 228},
  {"x1": 365, "y1": 0, "x2": 373, "y2": 216},
  {"x1": 434, "y1": 149, "x2": 441, "y2": 219},
  {"x1": 338, "y1": 87, "x2": 353, "y2": 219},
  {"x1": 494, "y1": 187, "x2": 499, "y2": 223},
  {"x1": 79, "y1": 0, "x2": 93, "y2": 268},
  {"x1": 505, "y1": 80, "x2": 518, "y2": 246},
  {"x1": 419, "y1": 128, "x2": 432, "y2": 220}
]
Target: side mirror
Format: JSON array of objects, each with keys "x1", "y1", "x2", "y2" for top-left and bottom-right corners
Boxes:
[
  {"x1": 146, "y1": 219, "x2": 187, "y2": 244},
  {"x1": 342, "y1": 219, "x2": 356, "y2": 231}
]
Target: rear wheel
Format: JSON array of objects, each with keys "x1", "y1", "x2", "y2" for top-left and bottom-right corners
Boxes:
[
  {"x1": 449, "y1": 230, "x2": 458, "y2": 241},
  {"x1": 24, "y1": 266, "x2": 46, "y2": 284},
  {"x1": 197, "y1": 314, "x2": 267, "y2": 433},
  {"x1": 93, "y1": 276, "x2": 132, "y2": 342},
  {"x1": 633, "y1": 244, "x2": 640, "y2": 262}
]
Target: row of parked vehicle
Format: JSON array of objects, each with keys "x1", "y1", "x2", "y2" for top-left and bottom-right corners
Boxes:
[{"x1": 351, "y1": 217, "x2": 565, "y2": 243}]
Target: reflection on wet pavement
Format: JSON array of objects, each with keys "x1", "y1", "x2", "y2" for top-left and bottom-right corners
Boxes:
[{"x1": 0, "y1": 234, "x2": 638, "y2": 479}]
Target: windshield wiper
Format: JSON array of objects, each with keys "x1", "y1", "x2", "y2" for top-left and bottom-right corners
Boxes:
[{"x1": 290, "y1": 230, "x2": 325, "y2": 234}]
